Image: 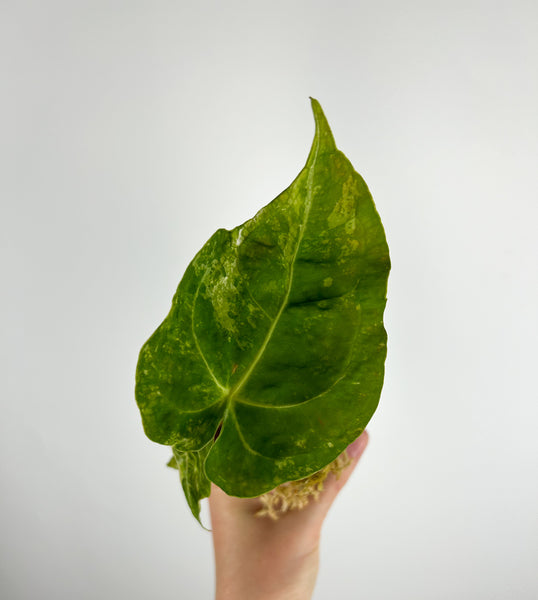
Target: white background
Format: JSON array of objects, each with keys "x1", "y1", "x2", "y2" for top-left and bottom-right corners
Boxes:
[{"x1": 2, "y1": 1, "x2": 537, "y2": 598}]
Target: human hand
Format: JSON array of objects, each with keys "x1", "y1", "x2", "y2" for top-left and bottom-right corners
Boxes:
[{"x1": 209, "y1": 431, "x2": 369, "y2": 600}]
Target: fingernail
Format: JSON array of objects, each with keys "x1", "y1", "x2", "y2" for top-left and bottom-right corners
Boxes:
[{"x1": 346, "y1": 431, "x2": 369, "y2": 459}]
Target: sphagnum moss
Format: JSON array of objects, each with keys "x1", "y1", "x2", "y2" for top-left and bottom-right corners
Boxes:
[{"x1": 256, "y1": 450, "x2": 351, "y2": 519}]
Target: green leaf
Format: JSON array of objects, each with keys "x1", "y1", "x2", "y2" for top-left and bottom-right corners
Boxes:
[
  {"x1": 171, "y1": 443, "x2": 212, "y2": 526},
  {"x1": 135, "y1": 98, "x2": 390, "y2": 520}
]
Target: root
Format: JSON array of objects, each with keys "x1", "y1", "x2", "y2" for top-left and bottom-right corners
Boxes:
[{"x1": 256, "y1": 450, "x2": 351, "y2": 520}]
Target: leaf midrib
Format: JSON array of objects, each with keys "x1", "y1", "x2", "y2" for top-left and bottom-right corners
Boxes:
[{"x1": 227, "y1": 131, "x2": 321, "y2": 403}]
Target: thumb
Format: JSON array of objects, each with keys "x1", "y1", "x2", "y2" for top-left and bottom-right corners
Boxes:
[{"x1": 315, "y1": 430, "x2": 369, "y2": 517}]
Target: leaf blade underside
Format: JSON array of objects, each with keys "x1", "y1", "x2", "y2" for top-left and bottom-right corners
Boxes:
[{"x1": 135, "y1": 99, "x2": 390, "y2": 520}]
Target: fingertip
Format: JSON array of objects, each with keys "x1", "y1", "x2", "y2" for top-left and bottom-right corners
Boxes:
[{"x1": 345, "y1": 430, "x2": 369, "y2": 460}]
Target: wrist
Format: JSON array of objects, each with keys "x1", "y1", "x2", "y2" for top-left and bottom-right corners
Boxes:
[{"x1": 214, "y1": 545, "x2": 319, "y2": 600}]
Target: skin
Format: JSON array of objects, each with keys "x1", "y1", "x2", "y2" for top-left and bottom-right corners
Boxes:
[{"x1": 209, "y1": 431, "x2": 369, "y2": 600}]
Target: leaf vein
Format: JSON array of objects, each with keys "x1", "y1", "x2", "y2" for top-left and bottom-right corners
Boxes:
[
  {"x1": 192, "y1": 275, "x2": 228, "y2": 392},
  {"x1": 245, "y1": 284, "x2": 274, "y2": 321},
  {"x1": 229, "y1": 405, "x2": 266, "y2": 458}
]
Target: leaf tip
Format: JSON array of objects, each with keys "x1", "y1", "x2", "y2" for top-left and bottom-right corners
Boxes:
[{"x1": 308, "y1": 97, "x2": 336, "y2": 154}]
